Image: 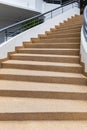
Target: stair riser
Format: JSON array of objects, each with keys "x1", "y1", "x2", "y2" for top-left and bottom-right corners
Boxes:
[
  {"x1": 39, "y1": 34, "x2": 80, "y2": 39},
  {"x1": 24, "y1": 43, "x2": 80, "y2": 49},
  {"x1": 31, "y1": 39, "x2": 80, "y2": 43},
  {"x1": 16, "y1": 49, "x2": 79, "y2": 56},
  {"x1": 55, "y1": 25, "x2": 81, "y2": 30},
  {"x1": 58, "y1": 23, "x2": 82, "y2": 27},
  {"x1": 64, "y1": 19, "x2": 82, "y2": 23},
  {"x1": 46, "y1": 29, "x2": 81, "y2": 35},
  {"x1": 0, "y1": 112, "x2": 87, "y2": 120},
  {"x1": 0, "y1": 90, "x2": 87, "y2": 100},
  {"x1": 2, "y1": 63, "x2": 83, "y2": 73},
  {"x1": 46, "y1": 31, "x2": 80, "y2": 36},
  {"x1": 50, "y1": 28, "x2": 81, "y2": 32},
  {"x1": 65, "y1": 19, "x2": 83, "y2": 22},
  {"x1": 0, "y1": 75, "x2": 86, "y2": 85},
  {"x1": 10, "y1": 55, "x2": 80, "y2": 63},
  {"x1": 60, "y1": 22, "x2": 82, "y2": 27}
]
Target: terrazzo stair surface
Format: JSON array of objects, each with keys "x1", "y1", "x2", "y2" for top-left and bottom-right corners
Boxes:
[
  {"x1": 55, "y1": 24, "x2": 81, "y2": 28},
  {"x1": 0, "y1": 80, "x2": 87, "y2": 100},
  {"x1": 10, "y1": 53, "x2": 80, "y2": 63},
  {"x1": 51, "y1": 26, "x2": 81, "y2": 31},
  {"x1": 0, "y1": 97, "x2": 87, "y2": 120},
  {"x1": 16, "y1": 48, "x2": 80, "y2": 55},
  {"x1": 0, "y1": 15, "x2": 87, "y2": 126},
  {"x1": 39, "y1": 33, "x2": 80, "y2": 39},
  {"x1": 2, "y1": 60, "x2": 83, "y2": 73},
  {"x1": 55, "y1": 23, "x2": 82, "y2": 28},
  {"x1": 23, "y1": 42, "x2": 80, "y2": 48},
  {"x1": 0, "y1": 69, "x2": 86, "y2": 85},
  {"x1": 31, "y1": 37, "x2": 80, "y2": 43},
  {"x1": 46, "y1": 28, "x2": 81, "y2": 35},
  {"x1": 0, "y1": 121, "x2": 87, "y2": 130},
  {"x1": 50, "y1": 26, "x2": 81, "y2": 32}
]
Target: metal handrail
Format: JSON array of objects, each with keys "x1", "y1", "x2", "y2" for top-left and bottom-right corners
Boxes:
[
  {"x1": 0, "y1": 0, "x2": 79, "y2": 44},
  {"x1": 83, "y1": 6, "x2": 87, "y2": 42}
]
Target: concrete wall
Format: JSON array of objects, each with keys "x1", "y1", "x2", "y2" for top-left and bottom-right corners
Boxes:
[{"x1": 0, "y1": 7, "x2": 80, "y2": 59}]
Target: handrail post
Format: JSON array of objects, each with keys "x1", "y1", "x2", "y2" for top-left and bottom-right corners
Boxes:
[
  {"x1": 62, "y1": 5, "x2": 63, "y2": 13},
  {"x1": 72, "y1": 2, "x2": 74, "y2": 8},
  {"x1": 51, "y1": 11, "x2": 52, "y2": 19},
  {"x1": 5, "y1": 30, "x2": 8, "y2": 41}
]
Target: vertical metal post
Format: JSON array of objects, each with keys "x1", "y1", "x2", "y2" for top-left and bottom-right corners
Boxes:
[
  {"x1": 72, "y1": 3, "x2": 74, "y2": 8},
  {"x1": 62, "y1": 6, "x2": 63, "y2": 13},
  {"x1": 5, "y1": 30, "x2": 7, "y2": 41},
  {"x1": 27, "y1": 0, "x2": 29, "y2": 8},
  {"x1": 78, "y1": 0, "x2": 80, "y2": 9},
  {"x1": 61, "y1": 0, "x2": 63, "y2": 13},
  {"x1": 51, "y1": 11, "x2": 52, "y2": 19}
]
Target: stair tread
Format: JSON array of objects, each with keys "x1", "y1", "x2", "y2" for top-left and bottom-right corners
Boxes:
[
  {"x1": 0, "y1": 97, "x2": 87, "y2": 113},
  {"x1": 3, "y1": 60, "x2": 82, "y2": 67},
  {"x1": 0, "y1": 80, "x2": 87, "y2": 93},
  {"x1": 33, "y1": 37, "x2": 80, "y2": 40},
  {"x1": 25, "y1": 42, "x2": 80, "y2": 44},
  {"x1": 12, "y1": 53, "x2": 79, "y2": 58},
  {"x1": 0, "y1": 69, "x2": 86, "y2": 78},
  {"x1": 18, "y1": 48, "x2": 79, "y2": 51},
  {"x1": 0, "y1": 121, "x2": 87, "y2": 130},
  {"x1": 24, "y1": 42, "x2": 80, "y2": 45}
]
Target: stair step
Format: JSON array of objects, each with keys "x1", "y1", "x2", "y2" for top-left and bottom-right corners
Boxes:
[
  {"x1": 0, "y1": 121, "x2": 87, "y2": 130},
  {"x1": 10, "y1": 53, "x2": 80, "y2": 63},
  {"x1": 2, "y1": 60, "x2": 83, "y2": 73},
  {"x1": 16, "y1": 48, "x2": 80, "y2": 56},
  {"x1": 0, "y1": 80, "x2": 87, "y2": 99},
  {"x1": 31, "y1": 38, "x2": 80, "y2": 43},
  {"x1": 39, "y1": 33, "x2": 80, "y2": 39},
  {"x1": 67, "y1": 18, "x2": 83, "y2": 22},
  {"x1": 24, "y1": 42, "x2": 80, "y2": 49},
  {"x1": 50, "y1": 27, "x2": 81, "y2": 32},
  {"x1": 58, "y1": 22, "x2": 82, "y2": 27},
  {"x1": 0, "y1": 15, "x2": 86, "y2": 123},
  {"x1": 0, "y1": 69, "x2": 86, "y2": 85},
  {"x1": 66, "y1": 19, "x2": 83, "y2": 24},
  {"x1": 60, "y1": 20, "x2": 82, "y2": 24},
  {"x1": 46, "y1": 29, "x2": 81, "y2": 35},
  {"x1": 0, "y1": 97, "x2": 87, "y2": 120},
  {"x1": 55, "y1": 25, "x2": 81, "y2": 30}
]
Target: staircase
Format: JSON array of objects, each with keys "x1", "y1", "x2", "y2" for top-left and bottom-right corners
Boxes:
[{"x1": 0, "y1": 15, "x2": 87, "y2": 129}]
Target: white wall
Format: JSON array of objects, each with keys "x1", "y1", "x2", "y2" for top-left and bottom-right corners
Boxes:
[
  {"x1": 0, "y1": 0, "x2": 37, "y2": 11},
  {"x1": 0, "y1": 0, "x2": 28, "y2": 8},
  {"x1": 0, "y1": 7, "x2": 80, "y2": 59},
  {"x1": 42, "y1": 2, "x2": 60, "y2": 13},
  {"x1": 80, "y1": 27, "x2": 87, "y2": 72},
  {"x1": 0, "y1": 0, "x2": 60, "y2": 13}
]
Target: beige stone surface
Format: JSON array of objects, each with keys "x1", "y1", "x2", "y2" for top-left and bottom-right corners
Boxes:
[
  {"x1": 3, "y1": 60, "x2": 81, "y2": 67},
  {"x1": 0, "y1": 121, "x2": 87, "y2": 130},
  {"x1": 0, "y1": 15, "x2": 86, "y2": 122},
  {"x1": 0, "y1": 68, "x2": 85, "y2": 78},
  {"x1": 0, "y1": 97, "x2": 87, "y2": 112},
  {"x1": 0, "y1": 80, "x2": 87, "y2": 93}
]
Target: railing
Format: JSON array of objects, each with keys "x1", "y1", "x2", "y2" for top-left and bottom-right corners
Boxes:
[
  {"x1": 43, "y1": 0, "x2": 61, "y2": 4},
  {"x1": 0, "y1": 0, "x2": 79, "y2": 44},
  {"x1": 83, "y1": 6, "x2": 87, "y2": 42}
]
